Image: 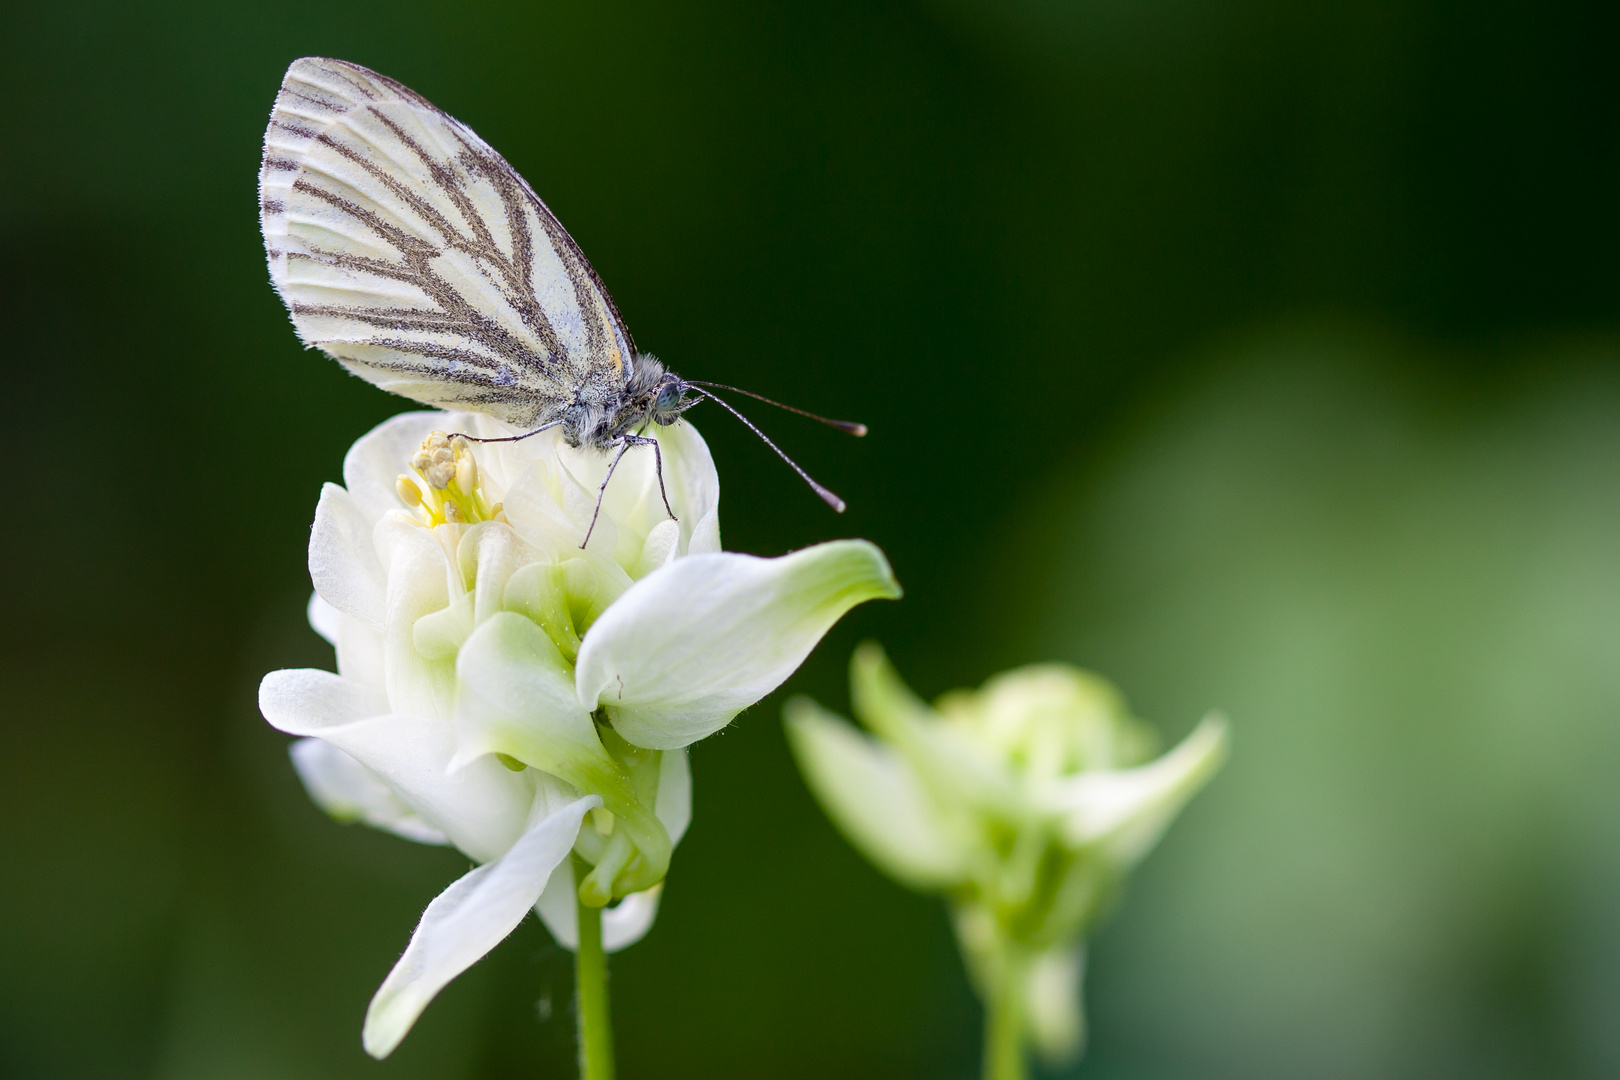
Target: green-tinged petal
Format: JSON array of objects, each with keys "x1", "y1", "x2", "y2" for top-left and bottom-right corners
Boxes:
[
  {"x1": 453, "y1": 612, "x2": 617, "y2": 786},
  {"x1": 577, "y1": 541, "x2": 901, "y2": 751},
  {"x1": 1024, "y1": 945, "x2": 1086, "y2": 1066},
  {"x1": 533, "y1": 872, "x2": 664, "y2": 954},
  {"x1": 1046, "y1": 713, "x2": 1229, "y2": 864},
  {"x1": 362, "y1": 795, "x2": 598, "y2": 1059},
  {"x1": 502, "y1": 560, "x2": 583, "y2": 661},
  {"x1": 288, "y1": 737, "x2": 449, "y2": 846},
  {"x1": 850, "y1": 643, "x2": 1022, "y2": 818},
  {"x1": 309, "y1": 483, "x2": 387, "y2": 628},
  {"x1": 259, "y1": 668, "x2": 531, "y2": 862},
  {"x1": 456, "y1": 522, "x2": 539, "y2": 626},
  {"x1": 453, "y1": 613, "x2": 671, "y2": 895},
  {"x1": 785, "y1": 698, "x2": 968, "y2": 889}
]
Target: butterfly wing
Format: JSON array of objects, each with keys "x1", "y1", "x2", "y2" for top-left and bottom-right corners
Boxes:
[{"x1": 259, "y1": 57, "x2": 635, "y2": 427}]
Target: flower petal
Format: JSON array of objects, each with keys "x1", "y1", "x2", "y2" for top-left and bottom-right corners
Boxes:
[
  {"x1": 362, "y1": 795, "x2": 599, "y2": 1059},
  {"x1": 308, "y1": 591, "x2": 387, "y2": 688},
  {"x1": 453, "y1": 612, "x2": 618, "y2": 789},
  {"x1": 850, "y1": 643, "x2": 1023, "y2": 819},
  {"x1": 576, "y1": 541, "x2": 902, "y2": 750},
  {"x1": 533, "y1": 872, "x2": 664, "y2": 954},
  {"x1": 342, "y1": 410, "x2": 447, "y2": 521},
  {"x1": 654, "y1": 420, "x2": 720, "y2": 556},
  {"x1": 655, "y1": 747, "x2": 692, "y2": 846},
  {"x1": 379, "y1": 523, "x2": 458, "y2": 720},
  {"x1": 456, "y1": 522, "x2": 538, "y2": 626},
  {"x1": 260, "y1": 668, "x2": 532, "y2": 862},
  {"x1": 784, "y1": 698, "x2": 968, "y2": 888},
  {"x1": 288, "y1": 737, "x2": 449, "y2": 845},
  {"x1": 310, "y1": 483, "x2": 387, "y2": 629},
  {"x1": 1045, "y1": 713, "x2": 1229, "y2": 862},
  {"x1": 1024, "y1": 945, "x2": 1086, "y2": 1066},
  {"x1": 307, "y1": 591, "x2": 340, "y2": 646},
  {"x1": 453, "y1": 613, "x2": 671, "y2": 888}
]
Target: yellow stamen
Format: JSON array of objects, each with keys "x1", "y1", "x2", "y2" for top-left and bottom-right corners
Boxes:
[{"x1": 396, "y1": 475, "x2": 423, "y2": 507}]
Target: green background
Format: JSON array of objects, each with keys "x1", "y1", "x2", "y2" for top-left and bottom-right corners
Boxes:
[{"x1": 3, "y1": 1, "x2": 1618, "y2": 1077}]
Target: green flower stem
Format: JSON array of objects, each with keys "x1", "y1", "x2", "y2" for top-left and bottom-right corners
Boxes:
[
  {"x1": 574, "y1": 864, "x2": 615, "y2": 1080},
  {"x1": 983, "y1": 949, "x2": 1028, "y2": 1080}
]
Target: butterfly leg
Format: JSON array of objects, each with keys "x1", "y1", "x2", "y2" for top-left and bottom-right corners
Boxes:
[
  {"x1": 623, "y1": 434, "x2": 678, "y2": 523},
  {"x1": 454, "y1": 419, "x2": 564, "y2": 445},
  {"x1": 581, "y1": 438, "x2": 635, "y2": 549}
]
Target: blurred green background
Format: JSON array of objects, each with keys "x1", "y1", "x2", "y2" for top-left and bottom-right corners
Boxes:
[{"x1": 3, "y1": 1, "x2": 1618, "y2": 1077}]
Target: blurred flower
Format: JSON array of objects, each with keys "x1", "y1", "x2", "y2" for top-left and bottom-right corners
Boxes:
[
  {"x1": 261, "y1": 412, "x2": 899, "y2": 1058},
  {"x1": 786, "y1": 645, "x2": 1226, "y2": 1078}
]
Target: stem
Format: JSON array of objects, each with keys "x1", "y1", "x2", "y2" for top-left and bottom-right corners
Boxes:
[
  {"x1": 983, "y1": 949, "x2": 1028, "y2": 1080},
  {"x1": 575, "y1": 867, "x2": 615, "y2": 1080}
]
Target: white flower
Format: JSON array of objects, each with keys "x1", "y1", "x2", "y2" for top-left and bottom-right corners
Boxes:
[
  {"x1": 786, "y1": 645, "x2": 1226, "y2": 1071},
  {"x1": 261, "y1": 411, "x2": 900, "y2": 1058}
]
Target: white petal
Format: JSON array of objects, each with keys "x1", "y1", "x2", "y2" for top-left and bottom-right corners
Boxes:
[
  {"x1": 342, "y1": 410, "x2": 448, "y2": 520},
  {"x1": 261, "y1": 666, "x2": 386, "y2": 726},
  {"x1": 576, "y1": 541, "x2": 902, "y2": 750},
  {"x1": 362, "y1": 795, "x2": 599, "y2": 1058},
  {"x1": 307, "y1": 591, "x2": 340, "y2": 646},
  {"x1": 333, "y1": 605, "x2": 388, "y2": 689},
  {"x1": 260, "y1": 669, "x2": 531, "y2": 862},
  {"x1": 380, "y1": 523, "x2": 458, "y2": 720},
  {"x1": 1024, "y1": 945, "x2": 1086, "y2": 1065},
  {"x1": 310, "y1": 483, "x2": 387, "y2": 629},
  {"x1": 500, "y1": 446, "x2": 590, "y2": 553},
  {"x1": 686, "y1": 507, "x2": 721, "y2": 555},
  {"x1": 655, "y1": 420, "x2": 720, "y2": 556},
  {"x1": 784, "y1": 698, "x2": 968, "y2": 888},
  {"x1": 655, "y1": 747, "x2": 692, "y2": 847},
  {"x1": 533, "y1": 870, "x2": 664, "y2": 954},
  {"x1": 635, "y1": 519, "x2": 680, "y2": 578},
  {"x1": 601, "y1": 886, "x2": 663, "y2": 951},
  {"x1": 1046, "y1": 713, "x2": 1229, "y2": 862},
  {"x1": 289, "y1": 738, "x2": 449, "y2": 845}
]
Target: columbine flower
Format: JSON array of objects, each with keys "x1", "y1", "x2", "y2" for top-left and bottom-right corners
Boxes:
[
  {"x1": 260, "y1": 411, "x2": 899, "y2": 1058},
  {"x1": 785, "y1": 645, "x2": 1226, "y2": 1080}
]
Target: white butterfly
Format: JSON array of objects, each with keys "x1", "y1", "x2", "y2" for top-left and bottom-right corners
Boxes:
[{"x1": 258, "y1": 57, "x2": 856, "y2": 531}]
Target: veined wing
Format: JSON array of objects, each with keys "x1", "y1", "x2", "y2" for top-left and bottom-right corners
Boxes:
[{"x1": 259, "y1": 57, "x2": 635, "y2": 426}]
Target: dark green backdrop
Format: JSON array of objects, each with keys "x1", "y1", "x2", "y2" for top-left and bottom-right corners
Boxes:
[{"x1": 3, "y1": 2, "x2": 1618, "y2": 1078}]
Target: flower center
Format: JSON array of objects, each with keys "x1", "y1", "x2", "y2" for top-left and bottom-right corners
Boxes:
[{"x1": 395, "y1": 431, "x2": 501, "y2": 526}]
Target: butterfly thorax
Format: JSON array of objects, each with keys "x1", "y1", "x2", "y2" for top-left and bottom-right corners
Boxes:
[{"x1": 566, "y1": 354, "x2": 695, "y2": 451}]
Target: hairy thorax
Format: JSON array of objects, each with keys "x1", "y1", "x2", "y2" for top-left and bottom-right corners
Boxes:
[{"x1": 563, "y1": 354, "x2": 691, "y2": 451}]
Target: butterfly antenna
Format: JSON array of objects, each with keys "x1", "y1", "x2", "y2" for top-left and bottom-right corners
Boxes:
[
  {"x1": 686, "y1": 381, "x2": 867, "y2": 436},
  {"x1": 693, "y1": 390, "x2": 847, "y2": 512}
]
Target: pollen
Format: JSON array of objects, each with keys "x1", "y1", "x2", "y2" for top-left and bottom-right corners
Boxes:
[{"x1": 398, "y1": 430, "x2": 496, "y2": 527}]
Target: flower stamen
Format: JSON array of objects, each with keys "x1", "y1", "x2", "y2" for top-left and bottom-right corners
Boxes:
[{"x1": 398, "y1": 431, "x2": 497, "y2": 527}]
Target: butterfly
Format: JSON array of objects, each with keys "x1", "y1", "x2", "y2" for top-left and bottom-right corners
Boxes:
[{"x1": 258, "y1": 57, "x2": 860, "y2": 540}]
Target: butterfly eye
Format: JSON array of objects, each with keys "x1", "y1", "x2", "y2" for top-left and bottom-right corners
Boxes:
[{"x1": 656, "y1": 383, "x2": 683, "y2": 410}]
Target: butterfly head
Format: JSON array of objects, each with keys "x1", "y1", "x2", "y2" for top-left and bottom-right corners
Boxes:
[
  {"x1": 650, "y1": 373, "x2": 691, "y2": 424},
  {"x1": 619, "y1": 354, "x2": 696, "y2": 433}
]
